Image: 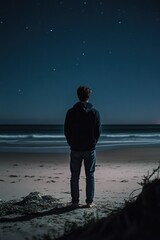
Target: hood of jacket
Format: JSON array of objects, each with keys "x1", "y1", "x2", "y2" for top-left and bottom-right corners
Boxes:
[{"x1": 73, "y1": 101, "x2": 93, "y2": 113}]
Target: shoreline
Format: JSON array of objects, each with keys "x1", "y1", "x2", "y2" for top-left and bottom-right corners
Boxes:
[
  {"x1": 1, "y1": 141, "x2": 160, "y2": 154},
  {"x1": 0, "y1": 143, "x2": 160, "y2": 158}
]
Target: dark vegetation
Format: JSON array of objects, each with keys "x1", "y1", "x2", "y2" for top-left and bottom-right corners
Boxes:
[{"x1": 55, "y1": 165, "x2": 160, "y2": 240}]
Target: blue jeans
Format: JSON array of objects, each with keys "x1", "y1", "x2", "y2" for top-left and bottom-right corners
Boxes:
[{"x1": 70, "y1": 150, "x2": 96, "y2": 204}]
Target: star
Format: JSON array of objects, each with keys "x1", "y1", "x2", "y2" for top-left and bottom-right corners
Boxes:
[
  {"x1": 18, "y1": 89, "x2": 22, "y2": 94},
  {"x1": 0, "y1": 21, "x2": 3, "y2": 24},
  {"x1": 82, "y1": 52, "x2": 85, "y2": 56},
  {"x1": 118, "y1": 21, "x2": 122, "y2": 24},
  {"x1": 25, "y1": 26, "x2": 29, "y2": 30}
]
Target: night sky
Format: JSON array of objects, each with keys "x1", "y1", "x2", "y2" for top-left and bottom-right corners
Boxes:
[{"x1": 0, "y1": 0, "x2": 160, "y2": 124}]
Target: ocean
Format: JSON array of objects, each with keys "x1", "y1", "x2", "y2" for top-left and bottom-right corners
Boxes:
[{"x1": 0, "y1": 124, "x2": 160, "y2": 153}]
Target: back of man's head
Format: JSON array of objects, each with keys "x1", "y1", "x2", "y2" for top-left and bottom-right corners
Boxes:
[{"x1": 77, "y1": 86, "x2": 92, "y2": 102}]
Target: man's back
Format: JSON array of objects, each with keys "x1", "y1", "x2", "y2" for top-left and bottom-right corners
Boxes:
[{"x1": 64, "y1": 101, "x2": 101, "y2": 151}]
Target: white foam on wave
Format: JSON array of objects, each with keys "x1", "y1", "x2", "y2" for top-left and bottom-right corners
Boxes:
[
  {"x1": 101, "y1": 133, "x2": 160, "y2": 138},
  {"x1": 32, "y1": 134, "x2": 64, "y2": 138},
  {"x1": 0, "y1": 134, "x2": 65, "y2": 140},
  {"x1": 0, "y1": 135, "x2": 29, "y2": 139}
]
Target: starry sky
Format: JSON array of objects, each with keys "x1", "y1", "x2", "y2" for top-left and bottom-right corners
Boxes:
[{"x1": 0, "y1": 0, "x2": 160, "y2": 124}]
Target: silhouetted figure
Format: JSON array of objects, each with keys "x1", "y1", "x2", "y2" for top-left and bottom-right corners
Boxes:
[{"x1": 64, "y1": 86, "x2": 101, "y2": 208}]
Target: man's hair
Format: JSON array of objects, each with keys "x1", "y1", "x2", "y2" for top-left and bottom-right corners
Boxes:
[{"x1": 77, "y1": 86, "x2": 92, "y2": 102}]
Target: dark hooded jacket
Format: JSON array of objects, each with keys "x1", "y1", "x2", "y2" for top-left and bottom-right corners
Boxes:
[{"x1": 64, "y1": 102, "x2": 101, "y2": 151}]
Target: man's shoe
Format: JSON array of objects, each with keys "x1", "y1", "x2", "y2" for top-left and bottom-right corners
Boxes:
[
  {"x1": 71, "y1": 203, "x2": 79, "y2": 208},
  {"x1": 86, "y1": 202, "x2": 96, "y2": 208}
]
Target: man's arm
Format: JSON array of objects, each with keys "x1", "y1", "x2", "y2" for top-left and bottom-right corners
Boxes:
[{"x1": 94, "y1": 111, "x2": 101, "y2": 143}]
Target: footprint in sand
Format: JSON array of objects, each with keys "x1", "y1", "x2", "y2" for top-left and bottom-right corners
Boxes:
[
  {"x1": 24, "y1": 175, "x2": 35, "y2": 178},
  {"x1": 13, "y1": 164, "x2": 19, "y2": 166},
  {"x1": 46, "y1": 180, "x2": 56, "y2": 183}
]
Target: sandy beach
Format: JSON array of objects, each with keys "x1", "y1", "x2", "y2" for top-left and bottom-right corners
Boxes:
[{"x1": 0, "y1": 146, "x2": 160, "y2": 239}]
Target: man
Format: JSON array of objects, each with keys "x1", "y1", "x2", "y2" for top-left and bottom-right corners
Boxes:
[{"x1": 64, "y1": 86, "x2": 101, "y2": 208}]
